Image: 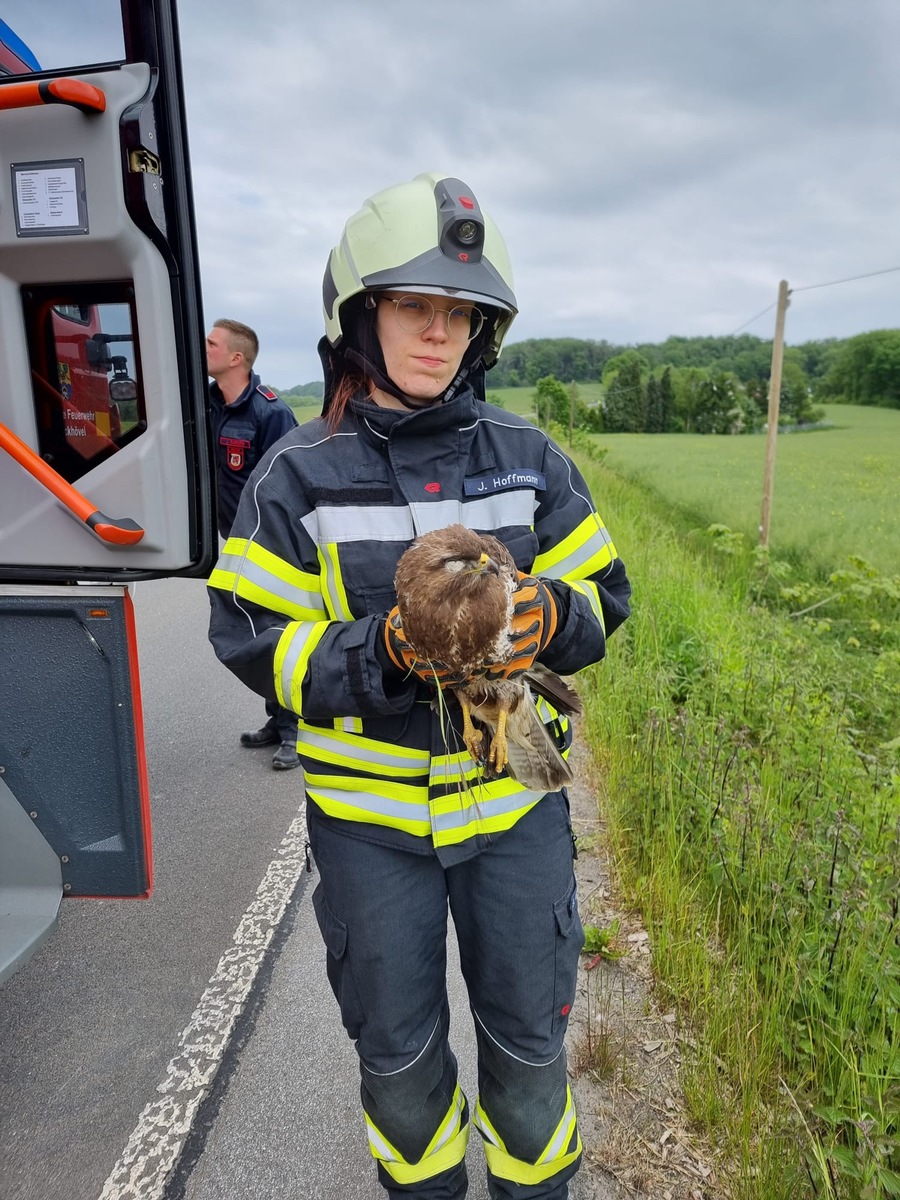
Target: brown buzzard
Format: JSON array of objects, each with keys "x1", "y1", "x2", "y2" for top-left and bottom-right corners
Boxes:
[{"x1": 394, "y1": 524, "x2": 581, "y2": 791}]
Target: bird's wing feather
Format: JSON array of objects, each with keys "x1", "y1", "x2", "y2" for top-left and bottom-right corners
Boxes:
[
  {"x1": 502, "y1": 686, "x2": 574, "y2": 791},
  {"x1": 524, "y1": 665, "x2": 582, "y2": 716},
  {"x1": 459, "y1": 681, "x2": 574, "y2": 792}
]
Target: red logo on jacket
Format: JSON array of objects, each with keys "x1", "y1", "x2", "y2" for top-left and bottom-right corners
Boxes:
[
  {"x1": 424, "y1": 482, "x2": 441, "y2": 494},
  {"x1": 221, "y1": 435, "x2": 250, "y2": 471}
]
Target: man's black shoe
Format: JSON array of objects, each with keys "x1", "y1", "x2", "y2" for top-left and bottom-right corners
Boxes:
[
  {"x1": 240, "y1": 726, "x2": 280, "y2": 748},
  {"x1": 272, "y1": 741, "x2": 301, "y2": 771}
]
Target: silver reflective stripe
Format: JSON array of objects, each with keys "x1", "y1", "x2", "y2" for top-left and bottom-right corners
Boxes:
[
  {"x1": 431, "y1": 1088, "x2": 465, "y2": 1152},
  {"x1": 540, "y1": 1090, "x2": 577, "y2": 1163},
  {"x1": 473, "y1": 1108, "x2": 501, "y2": 1147},
  {"x1": 219, "y1": 550, "x2": 324, "y2": 616},
  {"x1": 298, "y1": 726, "x2": 428, "y2": 773},
  {"x1": 569, "y1": 579, "x2": 604, "y2": 625},
  {"x1": 366, "y1": 1121, "x2": 397, "y2": 1162},
  {"x1": 319, "y1": 542, "x2": 354, "y2": 620},
  {"x1": 300, "y1": 509, "x2": 320, "y2": 544},
  {"x1": 541, "y1": 524, "x2": 614, "y2": 581},
  {"x1": 307, "y1": 786, "x2": 431, "y2": 824},
  {"x1": 279, "y1": 626, "x2": 310, "y2": 708},
  {"x1": 410, "y1": 491, "x2": 536, "y2": 537},
  {"x1": 430, "y1": 754, "x2": 478, "y2": 786},
  {"x1": 461, "y1": 490, "x2": 538, "y2": 530},
  {"x1": 431, "y1": 787, "x2": 545, "y2": 833},
  {"x1": 308, "y1": 506, "x2": 414, "y2": 543},
  {"x1": 299, "y1": 492, "x2": 537, "y2": 546}
]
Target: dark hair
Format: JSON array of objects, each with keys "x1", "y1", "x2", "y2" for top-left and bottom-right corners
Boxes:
[{"x1": 325, "y1": 370, "x2": 371, "y2": 432}]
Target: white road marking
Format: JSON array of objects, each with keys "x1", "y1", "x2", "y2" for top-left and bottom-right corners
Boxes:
[{"x1": 96, "y1": 812, "x2": 309, "y2": 1200}]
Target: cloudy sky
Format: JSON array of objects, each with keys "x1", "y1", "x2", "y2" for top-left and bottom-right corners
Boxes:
[{"x1": 10, "y1": 0, "x2": 900, "y2": 388}]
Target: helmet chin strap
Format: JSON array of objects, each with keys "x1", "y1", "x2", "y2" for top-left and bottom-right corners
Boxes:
[{"x1": 344, "y1": 346, "x2": 441, "y2": 410}]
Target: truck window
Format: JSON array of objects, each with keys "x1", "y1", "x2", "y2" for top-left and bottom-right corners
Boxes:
[
  {"x1": 0, "y1": 9, "x2": 124, "y2": 76},
  {"x1": 23, "y1": 284, "x2": 146, "y2": 484}
]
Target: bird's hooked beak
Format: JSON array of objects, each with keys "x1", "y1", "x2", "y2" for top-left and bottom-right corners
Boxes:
[{"x1": 475, "y1": 551, "x2": 500, "y2": 577}]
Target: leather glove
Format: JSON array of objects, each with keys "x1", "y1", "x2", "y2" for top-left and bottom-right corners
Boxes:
[
  {"x1": 482, "y1": 574, "x2": 559, "y2": 681},
  {"x1": 383, "y1": 606, "x2": 470, "y2": 688}
]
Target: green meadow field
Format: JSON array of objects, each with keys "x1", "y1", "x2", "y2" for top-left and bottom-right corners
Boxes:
[
  {"x1": 483, "y1": 392, "x2": 898, "y2": 576},
  {"x1": 594, "y1": 403, "x2": 898, "y2": 577}
]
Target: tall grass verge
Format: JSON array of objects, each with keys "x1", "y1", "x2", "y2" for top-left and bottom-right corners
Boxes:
[{"x1": 578, "y1": 462, "x2": 900, "y2": 1199}]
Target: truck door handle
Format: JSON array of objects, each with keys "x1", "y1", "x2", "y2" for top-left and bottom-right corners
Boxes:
[
  {"x1": 0, "y1": 421, "x2": 144, "y2": 546},
  {"x1": 0, "y1": 78, "x2": 106, "y2": 115}
]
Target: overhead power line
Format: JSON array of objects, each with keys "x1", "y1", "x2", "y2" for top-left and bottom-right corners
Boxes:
[
  {"x1": 791, "y1": 264, "x2": 900, "y2": 293},
  {"x1": 731, "y1": 302, "x2": 777, "y2": 336},
  {"x1": 730, "y1": 263, "x2": 900, "y2": 337}
]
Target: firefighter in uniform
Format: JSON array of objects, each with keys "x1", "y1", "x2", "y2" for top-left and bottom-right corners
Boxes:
[
  {"x1": 206, "y1": 317, "x2": 300, "y2": 768},
  {"x1": 208, "y1": 174, "x2": 631, "y2": 1198}
]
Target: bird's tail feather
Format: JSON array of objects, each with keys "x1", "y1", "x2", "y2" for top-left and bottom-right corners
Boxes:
[{"x1": 503, "y1": 700, "x2": 574, "y2": 792}]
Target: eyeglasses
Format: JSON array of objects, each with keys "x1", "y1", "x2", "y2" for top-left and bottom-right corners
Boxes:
[{"x1": 380, "y1": 294, "x2": 485, "y2": 342}]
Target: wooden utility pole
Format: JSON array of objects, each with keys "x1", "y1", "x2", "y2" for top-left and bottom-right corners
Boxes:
[{"x1": 759, "y1": 279, "x2": 790, "y2": 548}]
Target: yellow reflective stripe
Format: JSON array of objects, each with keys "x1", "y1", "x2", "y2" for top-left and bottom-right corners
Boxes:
[
  {"x1": 473, "y1": 1101, "x2": 505, "y2": 1149},
  {"x1": 336, "y1": 716, "x2": 363, "y2": 734},
  {"x1": 318, "y1": 542, "x2": 354, "y2": 620},
  {"x1": 532, "y1": 512, "x2": 615, "y2": 580},
  {"x1": 567, "y1": 579, "x2": 605, "y2": 631},
  {"x1": 208, "y1": 565, "x2": 237, "y2": 592},
  {"x1": 305, "y1": 776, "x2": 432, "y2": 836},
  {"x1": 298, "y1": 721, "x2": 429, "y2": 777},
  {"x1": 426, "y1": 1083, "x2": 467, "y2": 1158},
  {"x1": 366, "y1": 1087, "x2": 469, "y2": 1184},
  {"x1": 429, "y1": 779, "x2": 545, "y2": 847},
  {"x1": 538, "y1": 1085, "x2": 580, "y2": 1166},
  {"x1": 528, "y1": 696, "x2": 571, "y2": 735},
  {"x1": 430, "y1": 750, "x2": 483, "y2": 788},
  {"x1": 211, "y1": 538, "x2": 326, "y2": 621},
  {"x1": 274, "y1": 621, "x2": 332, "y2": 713},
  {"x1": 475, "y1": 1090, "x2": 582, "y2": 1186}
]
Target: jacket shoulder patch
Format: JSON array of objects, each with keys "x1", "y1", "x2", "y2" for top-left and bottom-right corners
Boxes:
[{"x1": 257, "y1": 384, "x2": 279, "y2": 401}]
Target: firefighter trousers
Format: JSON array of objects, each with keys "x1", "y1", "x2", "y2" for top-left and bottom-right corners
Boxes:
[
  {"x1": 308, "y1": 791, "x2": 584, "y2": 1199},
  {"x1": 262, "y1": 695, "x2": 300, "y2": 743}
]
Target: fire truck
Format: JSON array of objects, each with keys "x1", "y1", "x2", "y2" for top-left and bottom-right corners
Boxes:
[{"x1": 0, "y1": 3, "x2": 216, "y2": 981}]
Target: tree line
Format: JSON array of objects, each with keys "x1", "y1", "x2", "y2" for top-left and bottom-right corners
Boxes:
[
  {"x1": 489, "y1": 329, "x2": 900, "y2": 435},
  {"x1": 281, "y1": 329, "x2": 900, "y2": 431}
]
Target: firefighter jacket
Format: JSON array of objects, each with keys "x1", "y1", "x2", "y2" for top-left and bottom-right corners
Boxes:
[
  {"x1": 208, "y1": 371, "x2": 298, "y2": 536},
  {"x1": 208, "y1": 385, "x2": 631, "y2": 865}
]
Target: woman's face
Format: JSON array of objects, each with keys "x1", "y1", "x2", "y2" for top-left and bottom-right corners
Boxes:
[{"x1": 374, "y1": 292, "x2": 470, "y2": 401}]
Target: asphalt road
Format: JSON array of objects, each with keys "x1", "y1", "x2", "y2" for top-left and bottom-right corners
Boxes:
[{"x1": 0, "y1": 577, "x2": 495, "y2": 1200}]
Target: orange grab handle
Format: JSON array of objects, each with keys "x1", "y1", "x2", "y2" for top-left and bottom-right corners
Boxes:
[
  {"x1": 0, "y1": 421, "x2": 143, "y2": 546},
  {"x1": 0, "y1": 78, "x2": 106, "y2": 115}
]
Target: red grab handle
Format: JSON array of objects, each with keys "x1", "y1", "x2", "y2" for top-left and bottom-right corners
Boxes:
[{"x1": 0, "y1": 78, "x2": 106, "y2": 115}]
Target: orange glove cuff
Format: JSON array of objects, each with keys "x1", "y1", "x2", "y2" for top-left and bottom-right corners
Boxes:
[{"x1": 383, "y1": 607, "x2": 470, "y2": 688}]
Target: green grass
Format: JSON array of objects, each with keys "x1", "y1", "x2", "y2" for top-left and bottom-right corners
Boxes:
[
  {"x1": 480, "y1": 393, "x2": 898, "y2": 576},
  {"x1": 486, "y1": 382, "x2": 605, "y2": 417},
  {"x1": 286, "y1": 397, "x2": 321, "y2": 424},
  {"x1": 594, "y1": 403, "x2": 899, "y2": 577},
  {"x1": 575, "y1": 456, "x2": 900, "y2": 1200}
]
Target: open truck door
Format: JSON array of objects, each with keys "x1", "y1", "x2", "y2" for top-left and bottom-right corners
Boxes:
[{"x1": 0, "y1": 2, "x2": 215, "y2": 982}]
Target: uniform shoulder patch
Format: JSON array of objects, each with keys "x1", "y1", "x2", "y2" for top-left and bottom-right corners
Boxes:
[{"x1": 257, "y1": 384, "x2": 279, "y2": 401}]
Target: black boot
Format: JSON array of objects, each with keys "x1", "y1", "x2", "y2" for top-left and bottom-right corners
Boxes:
[
  {"x1": 272, "y1": 741, "x2": 301, "y2": 771},
  {"x1": 240, "y1": 725, "x2": 280, "y2": 748}
]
